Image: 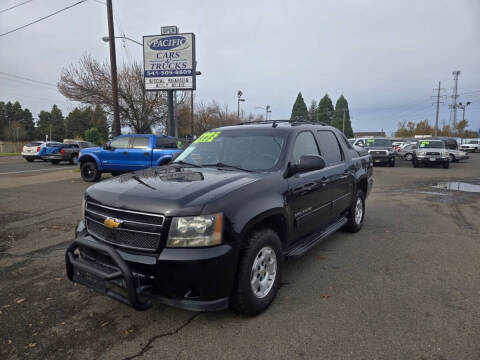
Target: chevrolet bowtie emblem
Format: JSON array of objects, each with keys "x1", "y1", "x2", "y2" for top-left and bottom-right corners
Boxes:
[{"x1": 104, "y1": 217, "x2": 121, "y2": 229}]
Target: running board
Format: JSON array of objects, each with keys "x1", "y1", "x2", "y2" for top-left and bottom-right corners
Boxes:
[{"x1": 284, "y1": 216, "x2": 348, "y2": 258}]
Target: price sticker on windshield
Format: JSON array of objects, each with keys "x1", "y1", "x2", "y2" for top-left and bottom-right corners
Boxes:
[
  {"x1": 194, "y1": 131, "x2": 221, "y2": 143},
  {"x1": 420, "y1": 141, "x2": 429, "y2": 147},
  {"x1": 367, "y1": 139, "x2": 375, "y2": 143}
]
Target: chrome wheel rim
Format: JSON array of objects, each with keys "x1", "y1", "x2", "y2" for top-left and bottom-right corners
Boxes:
[
  {"x1": 355, "y1": 197, "x2": 363, "y2": 224},
  {"x1": 405, "y1": 154, "x2": 412, "y2": 161},
  {"x1": 250, "y1": 246, "x2": 277, "y2": 299}
]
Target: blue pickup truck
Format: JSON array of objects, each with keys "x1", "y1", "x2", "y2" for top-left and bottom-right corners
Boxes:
[{"x1": 78, "y1": 134, "x2": 183, "y2": 182}]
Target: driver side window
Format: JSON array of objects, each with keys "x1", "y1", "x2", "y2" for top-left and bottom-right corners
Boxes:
[
  {"x1": 292, "y1": 131, "x2": 320, "y2": 164},
  {"x1": 110, "y1": 137, "x2": 130, "y2": 149}
]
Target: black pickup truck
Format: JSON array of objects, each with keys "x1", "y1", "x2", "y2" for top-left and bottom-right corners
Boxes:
[{"x1": 66, "y1": 121, "x2": 373, "y2": 315}]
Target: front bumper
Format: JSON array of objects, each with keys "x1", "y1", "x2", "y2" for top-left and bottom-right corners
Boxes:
[
  {"x1": 415, "y1": 156, "x2": 449, "y2": 164},
  {"x1": 459, "y1": 147, "x2": 476, "y2": 152},
  {"x1": 371, "y1": 155, "x2": 394, "y2": 164},
  {"x1": 66, "y1": 222, "x2": 238, "y2": 311}
]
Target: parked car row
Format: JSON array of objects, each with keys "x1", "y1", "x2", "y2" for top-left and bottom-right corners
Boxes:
[
  {"x1": 21, "y1": 140, "x2": 96, "y2": 164},
  {"x1": 349, "y1": 136, "x2": 474, "y2": 170}
]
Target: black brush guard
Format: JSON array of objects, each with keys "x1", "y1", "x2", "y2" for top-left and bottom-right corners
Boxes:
[{"x1": 66, "y1": 237, "x2": 152, "y2": 310}]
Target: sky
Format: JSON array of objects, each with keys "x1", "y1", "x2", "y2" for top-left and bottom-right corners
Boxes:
[{"x1": 1, "y1": 0, "x2": 479, "y2": 135}]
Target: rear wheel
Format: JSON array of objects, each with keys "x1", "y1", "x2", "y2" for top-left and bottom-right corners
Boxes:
[
  {"x1": 344, "y1": 189, "x2": 365, "y2": 233},
  {"x1": 51, "y1": 160, "x2": 60, "y2": 165},
  {"x1": 231, "y1": 228, "x2": 282, "y2": 315},
  {"x1": 443, "y1": 161, "x2": 450, "y2": 169},
  {"x1": 81, "y1": 161, "x2": 101, "y2": 182},
  {"x1": 389, "y1": 158, "x2": 395, "y2": 167},
  {"x1": 25, "y1": 157, "x2": 34, "y2": 162},
  {"x1": 449, "y1": 154, "x2": 456, "y2": 162},
  {"x1": 404, "y1": 153, "x2": 413, "y2": 161}
]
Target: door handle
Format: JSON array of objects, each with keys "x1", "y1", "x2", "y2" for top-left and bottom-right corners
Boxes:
[
  {"x1": 144, "y1": 152, "x2": 149, "y2": 156},
  {"x1": 123, "y1": 151, "x2": 128, "y2": 155}
]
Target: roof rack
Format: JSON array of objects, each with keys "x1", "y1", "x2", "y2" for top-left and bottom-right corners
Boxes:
[{"x1": 238, "y1": 120, "x2": 328, "y2": 128}]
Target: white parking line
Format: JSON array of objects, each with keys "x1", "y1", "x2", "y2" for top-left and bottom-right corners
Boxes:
[{"x1": 0, "y1": 168, "x2": 72, "y2": 175}]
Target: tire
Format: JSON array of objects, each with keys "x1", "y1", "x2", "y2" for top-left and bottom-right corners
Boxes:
[
  {"x1": 404, "y1": 153, "x2": 413, "y2": 161},
  {"x1": 81, "y1": 161, "x2": 101, "y2": 182},
  {"x1": 26, "y1": 158, "x2": 34, "y2": 162},
  {"x1": 443, "y1": 161, "x2": 450, "y2": 169},
  {"x1": 51, "y1": 160, "x2": 60, "y2": 165},
  {"x1": 449, "y1": 154, "x2": 456, "y2": 162},
  {"x1": 344, "y1": 189, "x2": 365, "y2": 233},
  {"x1": 231, "y1": 228, "x2": 283, "y2": 316},
  {"x1": 111, "y1": 171, "x2": 122, "y2": 177},
  {"x1": 389, "y1": 159, "x2": 395, "y2": 167},
  {"x1": 413, "y1": 158, "x2": 419, "y2": 168}
]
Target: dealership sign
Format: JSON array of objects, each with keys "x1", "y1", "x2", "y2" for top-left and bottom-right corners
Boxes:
[{"x1": 143, "y1": 33, "x2": 196, "y2": 91}]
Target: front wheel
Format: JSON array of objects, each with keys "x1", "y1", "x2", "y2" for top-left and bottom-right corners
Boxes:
[
  {"x1": 443, "y1": 161, "x2": 450, "y2": 169},
  {"x1": 70, "y1": 154, "x2": 78, "y2": 164},
  {"x1": 25, "y1": 157, "x2": 34, "y2": 162},
  {"x1": 404, "y1": 153, "x2": 413, "y2": 161},
  {"x1": 231, "y1": 228, "x2": 283, "y2": 316},
  {"x1": 51, "y1": 160, "x2": 60, "y2": 165},
  {"x1": 81, "y1": 161, "x2": 101, "y2": 182},
  {"x1": 413, "y1": 158, "x2": 419, "y2": 168},
  {"x1": 344, "y1": 189, "x2": 365, "y2": 233},
  {"x1": 389, "y1": 159, "x2": 395, "y2": 167}
]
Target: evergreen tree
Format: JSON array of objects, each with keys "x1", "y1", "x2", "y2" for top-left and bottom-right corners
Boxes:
[
  {"x1": 91, "y1": 105, "x2": 109, "y2": 142},
  {"x1": 316, "y1": 94, "x2": 334, "y2": 124},
  {"x1": 0, "y1": 102, "x2": 5, "y2": 140},
  {"x1": 37, "y1": 110, "x2": 52, "y2": 141},
  {"x1": 84, "y1": 127, "x2": 101, "y2": 144},
  {"x1": 22, "y1": 109, "x2": 35, "y2": 140},
  {"x1": 290, "y1": 92, "x2": 309, "y2": 121},
  {"x1": 50, "y1": 105, "x2": 65, "y2": 141},
  {"x1": 308, "y1": 100, "x2": 317, "y2": 121},
  {"x1": 65, "y1": 108, "x2": 89, "y2": 139},
  {"x1": 331, "y1": 95, "x2": 353, "y2": 138}
]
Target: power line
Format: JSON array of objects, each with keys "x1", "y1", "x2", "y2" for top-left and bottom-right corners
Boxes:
[
  {"x1": 0, "y1": 0, "x2": 87, "y2": 38},
  {"x1": 0, "y1": 71, "x2": 57, "y2": 87},
  {"x1": 0, "y1": 0, "x2": 33, "y2": 14}
]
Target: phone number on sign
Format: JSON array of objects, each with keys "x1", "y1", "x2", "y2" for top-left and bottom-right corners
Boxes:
[{"x1": 145, "y1": 69, "x2": 193, "y2": 76}]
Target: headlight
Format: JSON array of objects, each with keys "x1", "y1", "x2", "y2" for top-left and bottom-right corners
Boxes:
[
  {"x1": 167, "y1": 213, "x2": 223, "y2": 247},
  {"x1": 417, "y1": 152, "x2": 425, "y2": 156},
  {"x1": 78, "y1": 151, "x2": 82, "y2": 158}
]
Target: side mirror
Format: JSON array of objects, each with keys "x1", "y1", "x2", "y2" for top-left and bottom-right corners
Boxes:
[
  {"x1": 103, "y1": 142, "x2": 111, "y2": 150},
  {"x1": 357, "y1": 143, "x2": 364, "y2": 147},
  {"x1": 293, "y1": 154, "x2": 326, "y2": 174}
]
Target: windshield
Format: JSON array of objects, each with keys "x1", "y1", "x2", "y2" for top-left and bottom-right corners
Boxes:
[
  {"x1": 466, "y1": 140, "x2": 478, "y2": 144},
  {"x1": 174, "y1": 131, "x2": 286, "y2": 171},
  {"x1": 419, "y1": 140, "x2": 444, "y2": 149},
  {"x1": 365, "y1": 139, "x2": 392, "y2": 147}
]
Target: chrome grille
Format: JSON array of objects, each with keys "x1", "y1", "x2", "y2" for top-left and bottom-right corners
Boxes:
[
  {"x1": 85, "y1": 202, "x2": 164, "y2": 251},
  {"x1": 369, "y1": 150, "x2": 388, "y2": 155},
  {"x1": 426, "y1": 152, "x2": 441, "y2": 156}
]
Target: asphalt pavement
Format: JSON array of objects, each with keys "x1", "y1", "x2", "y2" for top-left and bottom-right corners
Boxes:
[
  {"x1": 0, "y1": 155, "x2": 479, "y2": 360},
  {"x1": 0, "y1": 156, "x2": 76, "y2": 175}
]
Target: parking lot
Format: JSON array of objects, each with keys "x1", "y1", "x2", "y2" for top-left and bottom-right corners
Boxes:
[{"x1": 1, "y1": 155, "x2": 479, "y2": 360}]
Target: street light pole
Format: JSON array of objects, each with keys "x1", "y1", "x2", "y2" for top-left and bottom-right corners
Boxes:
[{"x1": 106, "y1": 0, "x2": 121, "y2": 137}]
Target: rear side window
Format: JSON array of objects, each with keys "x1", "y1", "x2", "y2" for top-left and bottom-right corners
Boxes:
[
  {"x1": 71, "y1": 144, "x2": 79, "y2": 149},
  {"x1": 292, "y1": 131, "x2": 320, "y2": 164},
  {"x1": 316, "y1": 131, "x2": 343, "y2": 166},
  {"x1": 110, "y1": 136, "x2": 130, "y2": 149},
  {"x1": 156, "y1": 137, "x2": 179, "y2": 149},
  {"x1": 132, "y1": 136, "x2": 150, "y2": 149}
]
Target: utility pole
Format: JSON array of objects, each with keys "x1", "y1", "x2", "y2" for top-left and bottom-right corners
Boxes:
[
  {"x1": 106, "y1": 0, "x2": 121, "y2": 137},
  {"x1": 432, "y1": 81, "x2": 445, "y2": 137},
  {"x1": 167, "y1": 91, "x2": 175, "y2": 136},
  {"x1": 449, "y1": 70, "x2": 461, "y2": 135},
  {"x1": 237, "y1": 90, "x2": 245, "y2": 121},
  {"x1": 190, "y1": 90, "x2": 194, "y2": 138}
]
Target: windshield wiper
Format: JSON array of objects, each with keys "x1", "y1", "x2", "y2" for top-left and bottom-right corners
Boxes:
[
  {"x1": 202, "y1": 162, "x2": 252, "y2": 172},
  {"x1": 172, "y1": 160, "x2": 202, "y2": 168}
]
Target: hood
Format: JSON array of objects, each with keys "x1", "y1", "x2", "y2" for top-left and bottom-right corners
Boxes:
[
  {"x1": 364, "y1": 146, "x2": 392, "y2": 151},
  {"x1": 85, "y1": 165, "x2": 261, "y2": 216},
  {"x1": 80, "y1": 146, "x2": 102, "y2": 154}
]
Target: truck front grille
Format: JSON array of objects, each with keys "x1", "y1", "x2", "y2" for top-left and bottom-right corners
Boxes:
[
  {"x1": 85, "y1": 202, "x2": 164, "y2": 252},
  {"x1": 369, "y1": 150, "x2": 388, "y2": 155},
  {"x1": 426, "y1": 152, "x2": 441, "y2": 156}
]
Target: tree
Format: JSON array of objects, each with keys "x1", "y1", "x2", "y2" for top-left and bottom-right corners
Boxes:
[
  {"x1": 37, "y1": 110, "x2": 51, "y2": 141},
  {"x1": 22, "y1": 109, "x2": 35, "y2": 140},
  {"x1": 316, "y1": 94, "x2": 334, "y2": 124},
  {"x1": 308, "y1": 100, "x2": 317, "y2": 121},
  {"x1": 91, "y1": 105, "x2": 109, "y2": 142},
  {"x1": 414, "y1": 119, "x2": 433, "y2": 136},
  {"x1": 84, "y1": 127, "x2": 101, "y2": 144},
  {"x1": 65, "y1": 108, "x2": 88, "y2": 139},
  {"x1": 394, "y1": 121, "x2": 411, "y2": 137},
  {"x1": 58, "y1": 54, "x2": 180, "y2": 134},
  {"x1": 50, "y1": 105, "x2": 65, "y2": 141},
  {"x1": 0, "y1": 102, "x2": 5, "y2": 140},
  {"x1": 455, "y1": 119, "x2": 468, "y2": 137},
  {"x1": 331, "y1": 95, "x2": 353, "y2": 138},
  {"x1": 290, "y1": 92, "x2": 308, "y2": 121}
]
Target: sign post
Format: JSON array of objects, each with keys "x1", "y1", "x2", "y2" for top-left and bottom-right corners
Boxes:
[{"x1": 143, "y1": 30, "x2": 196, "y2": 136}]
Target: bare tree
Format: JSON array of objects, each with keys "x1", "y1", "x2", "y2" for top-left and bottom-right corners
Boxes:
[{"x1": 58, "y1": 54, "x2": 186, "y2": 134}]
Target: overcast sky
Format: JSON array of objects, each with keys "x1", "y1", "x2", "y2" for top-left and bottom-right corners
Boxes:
[{"x1": 1, "y1": 0, "x2": 479, "y2": 135}]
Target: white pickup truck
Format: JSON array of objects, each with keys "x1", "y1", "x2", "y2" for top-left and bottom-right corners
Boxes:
[{"x1": 460, "y1": 140, "x2": 480, "y2": 153}]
